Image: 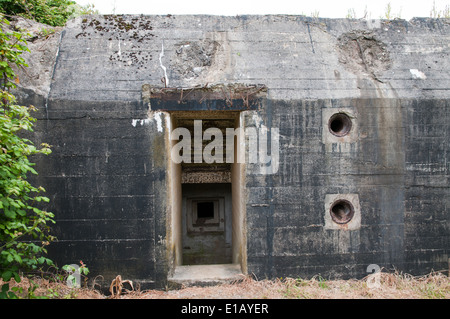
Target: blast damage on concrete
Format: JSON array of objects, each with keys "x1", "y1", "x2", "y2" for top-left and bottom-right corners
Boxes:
[{"x1": 337, "y1": 30, "x2": 391, "y2": 81}]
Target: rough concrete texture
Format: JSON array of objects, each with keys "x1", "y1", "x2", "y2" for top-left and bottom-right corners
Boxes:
[
  {"x1": 8, "y1": 17, "x2": 62, "y2": 98},
  {"x1": 17, "y1": 15, "x2": 449, "y2": 289},
  {"x1": 43, "y1": 15, "x2": 450, "y2": 101}
]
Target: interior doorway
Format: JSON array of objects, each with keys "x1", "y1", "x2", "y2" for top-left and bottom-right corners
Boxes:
[
  {"x1": 167, "y1": 111, "x2": 246, "y2": 276},
  {"x1": 182, "y1": 183, "x2": 231, "y2": 265}
]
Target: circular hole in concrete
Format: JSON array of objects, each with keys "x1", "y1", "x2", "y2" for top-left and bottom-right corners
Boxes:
[
  {"x1": 330, "y1": 199, "x2": 355, "y2": 224},
  {"x1": 328, "y1": 113, "x2": 352, "y2": 137}
]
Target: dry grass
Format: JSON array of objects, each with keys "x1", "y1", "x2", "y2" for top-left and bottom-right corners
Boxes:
[{"x1": 2, "y1": 270, "x2": 449, "y2": 299}]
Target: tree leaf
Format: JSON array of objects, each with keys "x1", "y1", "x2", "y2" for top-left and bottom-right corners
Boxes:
[
  {"x1": 4, "y1": 208, "x2": 16, "y2": 219},
  {"x1": 13, "y1": 272, "x2": 21, "y2": 283},
  {"x1": 1, "y1": 271, "x2": 12, "y2": 282}
]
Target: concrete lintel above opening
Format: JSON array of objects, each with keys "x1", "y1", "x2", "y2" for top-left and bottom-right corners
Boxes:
[{"x1": 142, "y1": 83, "x2": 267, "y2": 111}]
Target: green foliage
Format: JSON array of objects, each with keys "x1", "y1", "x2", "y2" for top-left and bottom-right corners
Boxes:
[
  {"x1": 381, "y1": 2, "x2": 401, "y2": 20},
  {"x1": 0, "y1": 0, "x2": 85, "y2": 26},
  {"x1": 0, "y1": 14, "x2": 54, "y2": 299},
  {"x1": 430, "y1": 0, "x2": 450, "y2": 18},
  {"x1": 69, "y1": 2, "x2": 99, "y2": 18},
  {"x1": 62, "y1": 261, "x2": 90, "y2": 288},
  {"x1": 0, "y1": 17, "x2": 28, "y2": 90},
  {"x1": 346, "y1": 8, "x2": 357, "y2": 19}
]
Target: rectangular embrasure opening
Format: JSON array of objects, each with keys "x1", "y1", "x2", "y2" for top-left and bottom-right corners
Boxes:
[{"x1": 197, "y1": 202, "x2": 215, "y2": 219}]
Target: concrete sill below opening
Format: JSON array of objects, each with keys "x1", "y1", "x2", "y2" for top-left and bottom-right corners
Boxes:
[{"x1": 168, "y1": 264, "x2": 244, "y2": 287}]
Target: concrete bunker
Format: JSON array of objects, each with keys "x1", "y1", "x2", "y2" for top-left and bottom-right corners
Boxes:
[{"x1": 18, "y1": 15, "x2": 448, "y2": 289}]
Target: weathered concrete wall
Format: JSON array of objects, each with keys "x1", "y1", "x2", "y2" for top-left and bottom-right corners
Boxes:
[{"x1": 16, "y1": 15, "x2": 449, "y2": 288}]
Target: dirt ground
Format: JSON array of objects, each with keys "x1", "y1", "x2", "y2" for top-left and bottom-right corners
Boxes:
[{"x1": 3, "y1": 270, "x2": 449, "y2": 299}]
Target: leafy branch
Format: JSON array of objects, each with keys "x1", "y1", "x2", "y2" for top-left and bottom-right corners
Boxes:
[{"x1": 0, "y1": 13, "x2": 54, "y2": 299}]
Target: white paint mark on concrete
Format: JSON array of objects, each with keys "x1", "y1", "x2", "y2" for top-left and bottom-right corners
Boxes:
[
  {"x1": 159, "y1": 41, "x2": 169, "y2": 87},
  {"x1": 165, "y1": 112, "x2": 172, "y2": 138},
  {"x1": 406, "y1": 163, "x2": 446, "y2": 173},
  {"x1": 410, "y1": 69, "x2": 427, "y2": 79},
  {"x1": 131, "y1": 119, "x2": 151, "y2": 127},
  {"x1": 154, "y1": 111, "x2": 163, "y2": 132},
  {"x1": 131, "y1": 111, "x2": 164, "y2": 132}
]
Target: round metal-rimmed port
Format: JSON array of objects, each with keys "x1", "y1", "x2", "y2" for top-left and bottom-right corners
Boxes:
[
  {"x1": 330, "y1": 199, "x2": 355, "y2": 224},
  {"x1": 328, "y1": 113, "x2": 352, "y2": 137}
]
